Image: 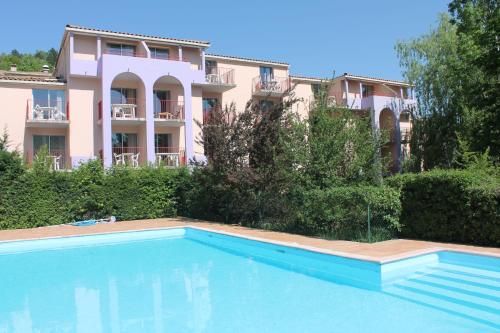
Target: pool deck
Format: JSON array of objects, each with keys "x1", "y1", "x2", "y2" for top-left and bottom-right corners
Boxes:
[{"x1": 0, "y1": 218, "x2": 498, "y2": 263}]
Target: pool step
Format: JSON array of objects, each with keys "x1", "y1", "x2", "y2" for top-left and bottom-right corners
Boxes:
[{"x1": 383, "y1": 264, "x2": 500, "y2": 329}]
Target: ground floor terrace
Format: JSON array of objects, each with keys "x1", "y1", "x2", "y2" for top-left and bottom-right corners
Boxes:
[{"x1": 1, "y1": 218, "x2": 498, "y2": 262}]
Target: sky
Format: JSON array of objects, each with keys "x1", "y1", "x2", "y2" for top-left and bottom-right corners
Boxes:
[{"x1": 0, "y1": 0, "x2": 449, "y2": 80}]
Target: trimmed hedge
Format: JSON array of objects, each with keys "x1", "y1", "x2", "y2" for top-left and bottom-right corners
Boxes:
[
  {"x1": 286, "y1": 186, "x2": 401, "y2": 242},
  {"x1": 0, "y1": 160, "x2": 187, "y2": 229},
  {"x1": 387, "y1": 170, "x2": 500, "y2": 246}
]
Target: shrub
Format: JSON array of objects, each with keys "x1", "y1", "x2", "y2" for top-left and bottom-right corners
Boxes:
[
  {"x1": 387, "y1": 170, "x2": 500, "y2": 246},
  {"x1": 0, "y1": 159, "x2": 187, "y2": 229},
  {"x1": 289, "y1": 186, "x2": 401, "y2": 241}
]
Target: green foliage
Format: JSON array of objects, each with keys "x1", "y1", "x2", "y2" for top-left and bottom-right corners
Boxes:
[
  {"x1": 0, "y1": 48, "x2": 58, "y2": 72},
  {"x1": 292, "y1": 186, "x2": 401, "y2": 242},
  {"x1": 396, "y1": 1, "x2": 500, "y2": 169},
  {"x1": 183, "y1": 85, "x2": 390, "y2": 241},
  {"x1": 308, "y1": 91, "x2": 385, "y2": 187},
  {"x1": 387, "y1": 169, "x2": 500, "y2": 246},
  {"x1": 0, "y1": 157, "x2": 186, "y2": 229}
]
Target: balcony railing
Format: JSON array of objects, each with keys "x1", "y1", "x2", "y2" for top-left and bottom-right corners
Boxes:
[
  {"x1": 252, "y1": 76, "x2": 291, "y2": 95},
  {"x1": 151, "y1": 53, "x2": 184, "y2": 62},
  {"x1": 205, "y1": 66, "x2": 235, "y2": 85},
  {"x1": 155, "y1": 147, "x2": 185, "y2": 167},
  {"x1": 112, "y1": 147, "x2": 144, "y2": 167},
  {"x1": 26, "y1": 99, "x2": 69, "y2": 122},
  {"x1": 111, "y1": 98, "x2": 144, "y2": 119},
  {"x1": 154, "y1": 100, "x2": 185, "y2": 120},
  {"x1": 25, "y1": 149, "x2": 68, "y2": 170},
  {"x1": 103, "y1": 49, "x2": 147, "y2": 58}
]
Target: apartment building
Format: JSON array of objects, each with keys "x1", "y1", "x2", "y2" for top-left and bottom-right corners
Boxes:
[{"x1": 0, "y1": 25, "x2": 415, "y2": 171}]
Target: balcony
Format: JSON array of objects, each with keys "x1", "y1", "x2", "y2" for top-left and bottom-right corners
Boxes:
[
  {"x1": 154, "y1": 100, "x2": 185, "y2": 127},
  {"x1": 110, "y1": 98, "x2": 146, "y2": 125},
  {"x1": 155, "y1": 147, "x2": 185, "y2": 167},
  {"x1": 252, "y1": 76, "x2": 291, "y2": 97},
  {"x1": 25, "y1": 100, "x2": 69, "y2": 128},
  {"x1": 25, "y1": 149, "x2": 69, "y2": 170},
  {"x1": 112, "y1": 147, "x2": 145, "y2": 167},
  {"x1": 202, "y1": 67, "x2": 236, "y2": 92}
]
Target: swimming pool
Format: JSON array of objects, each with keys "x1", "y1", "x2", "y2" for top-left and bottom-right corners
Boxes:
[{"x1": 0, "y1": 227, "x2": 498, "y2": 332}]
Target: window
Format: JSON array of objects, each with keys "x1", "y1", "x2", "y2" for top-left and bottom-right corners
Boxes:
[
  {"x1": 205, "y1": 60, "x2": 217, "y2": 75},
  {"x1": 107, "y1": 43, "x2": 136, "y2": 56},
  {"x1": 260, "y1": 67, "x2": 274, "y2": 82},
  {"x1": 33, "y1": 135, "x2": 65, "y2": 154},
  {"x1": 150, "y1": 47, "x2": 169, "y2": 60},
  {"x1": 32, "y1": 89, "x2": 66, "y2": 114},
  {"x1": 402, "y1": 87, "x2": 410, "y2": 99},
  {"x1": 312, "y1": 83, "x2": 321, "y2": 97},
  {"x1": 112, "y1": 133, "x2": 138, "y2": 149},
  {"x1": 259, "y1": 100, "x2": 274, "y2": 111},
  {"x1": 155, "y1": 133, "x2": 172, "y2": 149},
  {"x1": 362, "y1": 85, "x2": 374, "y2": 98},
  {"x1": 111, "y1": 88, "x2": 137, "y2": 104}
]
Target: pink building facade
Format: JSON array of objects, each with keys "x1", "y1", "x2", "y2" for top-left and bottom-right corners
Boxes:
[{"x1": 0, "y1": 25, "x2": 416, "y2": 170}]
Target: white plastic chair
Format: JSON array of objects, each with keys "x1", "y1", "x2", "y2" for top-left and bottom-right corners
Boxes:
[
  {"x1": 131, "y1": 153, "x2": 140, "y2": 168},
  {"x1": 52, "y1": 156, "x2": 61, "y2": 171},
  {"x1": 113, "y1": 153, "x2": 124, "y2": 166}
]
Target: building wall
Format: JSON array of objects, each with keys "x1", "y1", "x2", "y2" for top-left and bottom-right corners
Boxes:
[
  {"x1": 0, "y1": 84, "x2": 32, "y2": 151},
  {"x1": 67, "y1": 77, "x2": 99, "y2": 164}
]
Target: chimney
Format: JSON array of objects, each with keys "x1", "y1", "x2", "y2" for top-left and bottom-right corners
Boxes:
[
  {"x1": 41, "y1": 65, "x2": 50, "y2": 73},
  {"x1": 10, "y1": 64, "x2": 17, "y2": 72}
]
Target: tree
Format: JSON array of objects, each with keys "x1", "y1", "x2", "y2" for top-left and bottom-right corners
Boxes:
[
  {"x1": 307, "y1": 82, "x2": 385, "y2": 186},
  {"x1": 449, "y1": 0, "x2": 500, "y2": 157},
  {"x1": 396, "y1": 2, "x2": 500, "y2": 170},
  {"x1": 0, "y1": 48, "x2": 58, "y2": 72},
  {"x1": 396, "y1": 14, "x2": 465, "y2": 170}
]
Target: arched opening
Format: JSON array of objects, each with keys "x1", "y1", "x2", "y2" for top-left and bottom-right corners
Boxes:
[
  {"x1": 399, "y1": 110, "x2": 411, "y2": 163},
  {"x1": 110, "y1": 72, "x2": 147, "y2": 166},
  {"x1": 152, "y1": 75, "x2": 185, "y2": 166},
  {"x1": 379, "y1": 108, "x2": 398, "y2": 172}
]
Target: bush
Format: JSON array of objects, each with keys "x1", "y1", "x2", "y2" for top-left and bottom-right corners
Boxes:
[
  {"x1": 291, "y1": 186, "x2": 401, "y2": 241},
  {"x1": 387, "y1": 170, "x2": 500, "y2": 246},
  {"x1": 0, "y1": 159, "x2": 188, "y2": 229}
]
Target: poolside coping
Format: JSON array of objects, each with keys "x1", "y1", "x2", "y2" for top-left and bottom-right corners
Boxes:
[{"x1": 0, "y1": 217, "x2": 498, "y2": 263}]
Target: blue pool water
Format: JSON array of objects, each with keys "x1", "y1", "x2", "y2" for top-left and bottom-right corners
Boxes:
[{"x1": 0, "y1": 228, "x2": 498, "y2": 333}]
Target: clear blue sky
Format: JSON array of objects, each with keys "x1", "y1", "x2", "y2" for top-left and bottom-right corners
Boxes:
[{"x1": 0, "y1": 0, "x2": 449, "y2": 80}]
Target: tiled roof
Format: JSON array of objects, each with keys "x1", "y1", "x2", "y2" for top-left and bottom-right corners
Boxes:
[
  {"x1": 66, "y1": 24, "x2": 210, "y2": 47},
  {"x1": 0, "y1": 70, "x2": 65, "y2": 84},
  {"x1": 339, "y1": 73, "x2": 411, "y2": 86},
  {"x1": 206, "y1": 53, "x2": 289, "y2": 66}
]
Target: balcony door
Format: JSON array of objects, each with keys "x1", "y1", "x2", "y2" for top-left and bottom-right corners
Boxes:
[
  {"x1": 155, "y1": 133, "x2": 172, "y2": 152},
  {"x1": 111, "y1": 88, "x2": 137, "y2": 105},
  {"x1": 112, "y1": 133, "x2": 138, "y2": 154},
  {"x1": 260, "y1": 66, "x2": 274, "y2": 82},
  {"x1": 33, "y1": 135, "x2": 66, "y2": 155},
  {"x1": 32, "y1": 89, "x2": 66, "y2": 116},
  {"x1": 153, "y1": 90, "x2": 171, "y2": 115},
  {"x1": 203, "y1": 98, "x2": 218, "y2": 123}
]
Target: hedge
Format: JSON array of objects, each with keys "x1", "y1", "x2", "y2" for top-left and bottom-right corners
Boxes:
[
  {"x1": 0, "y1": 160, "x2": 187, "y2": 229},
  {"x1": 387, "y1": 170, "x2": 500, "y2": 246},
  {"x1": 290, "y1": 186, "x2": 401, "y2": 242}
]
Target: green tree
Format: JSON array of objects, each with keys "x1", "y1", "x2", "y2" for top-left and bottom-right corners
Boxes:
[
  {"x1": 448, "y1": 0, "x2": 500, "y2": 158},
  {"x1": 307, "y1": 82, "x2": 385, "y2": 187},
  {"x1": 0, "y1": 48, "x2": 58, "y2": 72},
  {"x1": 396, "y1": 14, "x2": 465, "y2": 170}
]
